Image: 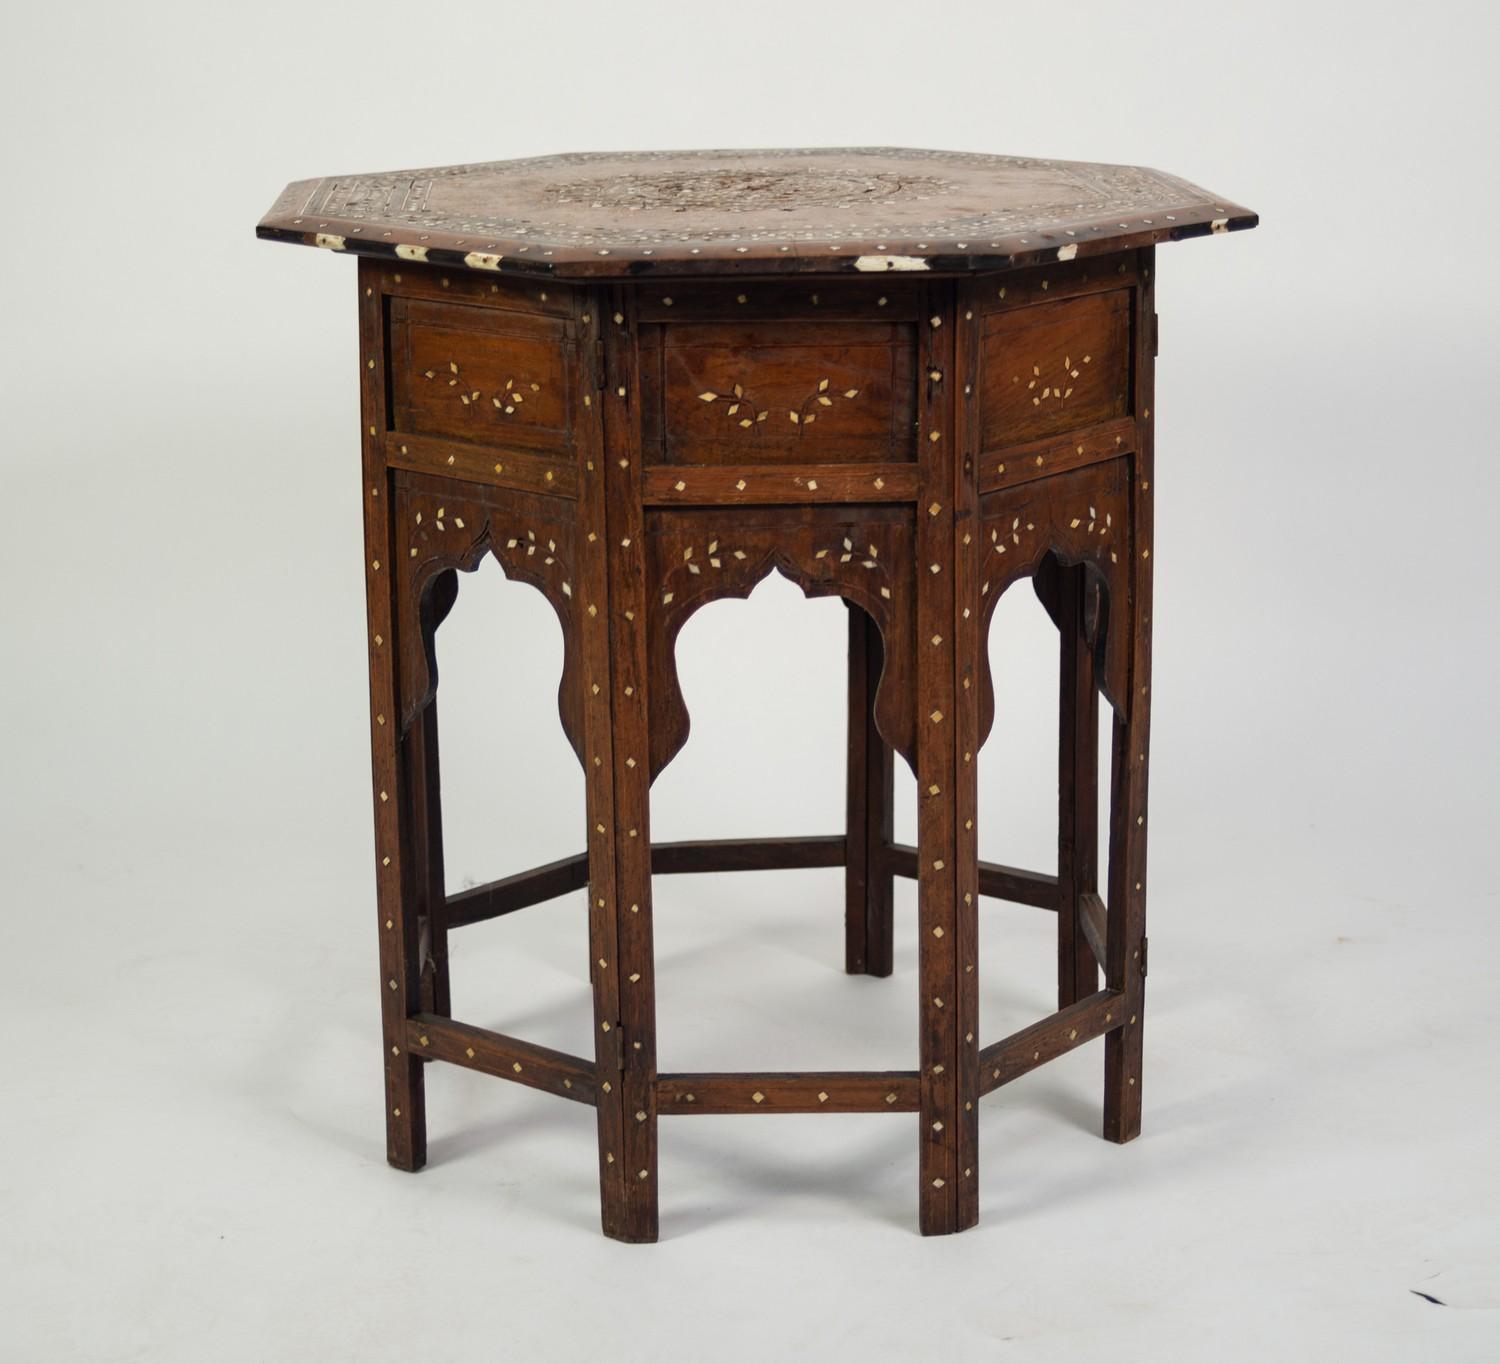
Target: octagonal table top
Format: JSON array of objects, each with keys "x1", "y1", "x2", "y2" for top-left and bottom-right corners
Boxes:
[{"x1": 257, "y1": 146, "x2": 1255, "y2": 280}]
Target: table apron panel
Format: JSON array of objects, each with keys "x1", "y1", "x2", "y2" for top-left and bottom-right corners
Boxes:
[
  {"x1": 388, "y1": 295, "x2": 582, "y2": 460},
  {"x1": 977, "y1": 288, "x2": 1131, "y2": 448},
  {"x1": 640, "y1": 315, "x2": 919, "y2": 468}
]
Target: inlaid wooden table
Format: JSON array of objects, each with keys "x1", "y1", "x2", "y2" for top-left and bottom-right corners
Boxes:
[{"x1": 258, "y1": 148, "x2": 1255, "y2": 1241}]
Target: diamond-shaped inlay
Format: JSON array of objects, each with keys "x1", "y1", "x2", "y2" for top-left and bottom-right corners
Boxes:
[
  {"x1": 817, "y1": 1091, "x2": 829, "y2": 1103},
  {"x1": 751, "y1": 1091, "x2": 765, "y2": 1104}
]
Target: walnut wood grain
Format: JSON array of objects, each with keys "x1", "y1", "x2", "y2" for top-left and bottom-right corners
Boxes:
[
  {"x1": 406, "y1": 1015, "x2": 598, "y2": 1104},
  {"x1": 641, "y1": 319, "x2": 917, "y2": 465},
  {"x1": 845, "y1": 605, "x2": 894, "y2": 977},
  {"x1": 658, "y1": 1072, "x2": 920, "y2": 1114},
  {"x1": 601, "y1": 283, "x2": 659, "y2": 1241},
  {"x1": 390, "y1": 296, "x2": 577, "y2": 454},
  {"x1": 1104, "y1": 248, "x2": 1158, "y2": 1144},
  {"x1": 978, "y1": 289, "x2": 1130, "y2": 448},
  {"x1": 914, "y1": 279, "x2": 962, "y2": 1233},
  {"x1": 978, "y1": 989, "x2": 1125, "y2": 1094},
  {"x1": 639, "y1": 463, "x2": 919, "y2": 506},
  {"x1": 1058, "y1": 567, "x2": 1102, "y2": 1007}
]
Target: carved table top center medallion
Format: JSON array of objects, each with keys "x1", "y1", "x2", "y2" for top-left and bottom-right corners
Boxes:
[{"x1": 540, "y1": 165, "x2": 952, "y2": 214}]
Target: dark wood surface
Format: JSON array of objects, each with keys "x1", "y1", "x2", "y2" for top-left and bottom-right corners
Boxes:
[
  {"x1": 265, "y1": 151, "x2": 1253, "y2": 1241},
  {"x1": 258, "y1": 146, "x2": 1255, "y2": 279}
]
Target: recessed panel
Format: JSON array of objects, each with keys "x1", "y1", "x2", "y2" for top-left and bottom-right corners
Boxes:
[
  {"x1": 643, "y1": 321, "x2": 917, "y2": 466},
  {"x1": 390, "y1": 298, "x2": 574, "y2": 455},
  {"x1": 979, "y1": 291, "x2": 1130, "y2": 449}
]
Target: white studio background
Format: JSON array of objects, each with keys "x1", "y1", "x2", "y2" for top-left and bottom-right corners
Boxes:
[{"x1": 3, "y1": 2, "x2": 1497, "y2": 1360}]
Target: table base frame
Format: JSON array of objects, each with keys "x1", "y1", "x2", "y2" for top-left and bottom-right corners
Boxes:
[{"x1": 356, "y1": 252, "x2": 1156, "y2": 1241}]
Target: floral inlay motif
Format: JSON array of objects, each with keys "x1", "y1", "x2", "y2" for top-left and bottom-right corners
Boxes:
[
  {"x1": 1066, "y1": 505, "x2": 1112, "y2": 538},
  {"x1": 1012, "y1": 352, "x2": 1092, "y2": 407},
  {"x1": 980, "y1": 501, "x2": 1117, "y2": 599},
  {"x1": 408, "y1": 508, "x2": 573, "y2": 594},
  {"x1": 1069, "y1": 504, "x2": 1116, "y2": 563},
  {"x1": 815, "y1": 533, "x2": 891, "y2": 600},
  {"x1": 502, "y1": 528, "x2": 563, "y2": 568},
  {"x1": 989, "y1": 516, "x2": 1036, "y2": 555},
  {"x1": 422, "y1": 360, "x2": 542, "y2": 418},
  {"x1": 659, "y1": 539, "x2": 750, "y2": 604},
  {"x1": 696, "y1": 377, "x2": 860, "y2": 433}
]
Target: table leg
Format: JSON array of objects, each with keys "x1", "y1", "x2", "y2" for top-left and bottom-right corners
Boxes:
[
  {"x1": 952, "y1": 290, "x2": 985, "y2": 1232},
  {"x1": 916, "y1": 283, "x2": 965, "y2": 1234},
  {"x1": 408, "y1": 698, "x2": 450, "y2": 1018},
  {"x1": 359, "y1": 268, "x2": 426, "y2": 1173},
  {"x1": 845, "y1": 604, "x2": 894, "y2": 977},
  {"x1": 368, "y1": 699, "x2": 429, "y2": 1173},
  {"x1": 1103, "y1": 696, "x2": 1149, "y2": 1142},
  {"x1": 1058, "y1": 565, "x2": 1100, "y2": 1010},
  {"x1": 600, "y1": 286, "x2": 658, "y2": 1241},
  {"x1": 1104, "y1": 249, "x2": 1155, "y2": 1143}
]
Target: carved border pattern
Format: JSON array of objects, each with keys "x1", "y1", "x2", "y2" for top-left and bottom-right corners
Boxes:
[
  {"x1": 394, "y1": 475, "x2": 582, "y2": 762},
  {"x1": 644, "y1": 507, "x2": 917, "y2": 779},
  {"x1": 975, "y1": 459, "x2": 1132, "y2": 746}
]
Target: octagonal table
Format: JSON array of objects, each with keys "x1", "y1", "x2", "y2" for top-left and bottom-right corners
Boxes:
[{"x1": 258, "y1": 147, "x2": 1255, "y2": 1241}]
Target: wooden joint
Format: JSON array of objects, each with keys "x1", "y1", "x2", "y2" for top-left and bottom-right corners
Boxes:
[
  {"x1": 978, "y1": 989, "x2": 1125, "y2": 1096},
  {"x1": 445, "y1": 853, "x2": 589, "y2": 928},
  {"x1": 405, "y1": 1014, "x2": 596, "y2": 1104},
  {"x1": 652, "y1": 835, "x2": 846, "y2": 875}
]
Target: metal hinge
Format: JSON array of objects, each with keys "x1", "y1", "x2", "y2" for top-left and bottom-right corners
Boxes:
[
  {"x1": 1139, "y1": 936, "x2": 1149, "y2": 978},
  {"x1": 1152, "y1": 313, "x2": 1160, "y2": 357}
]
